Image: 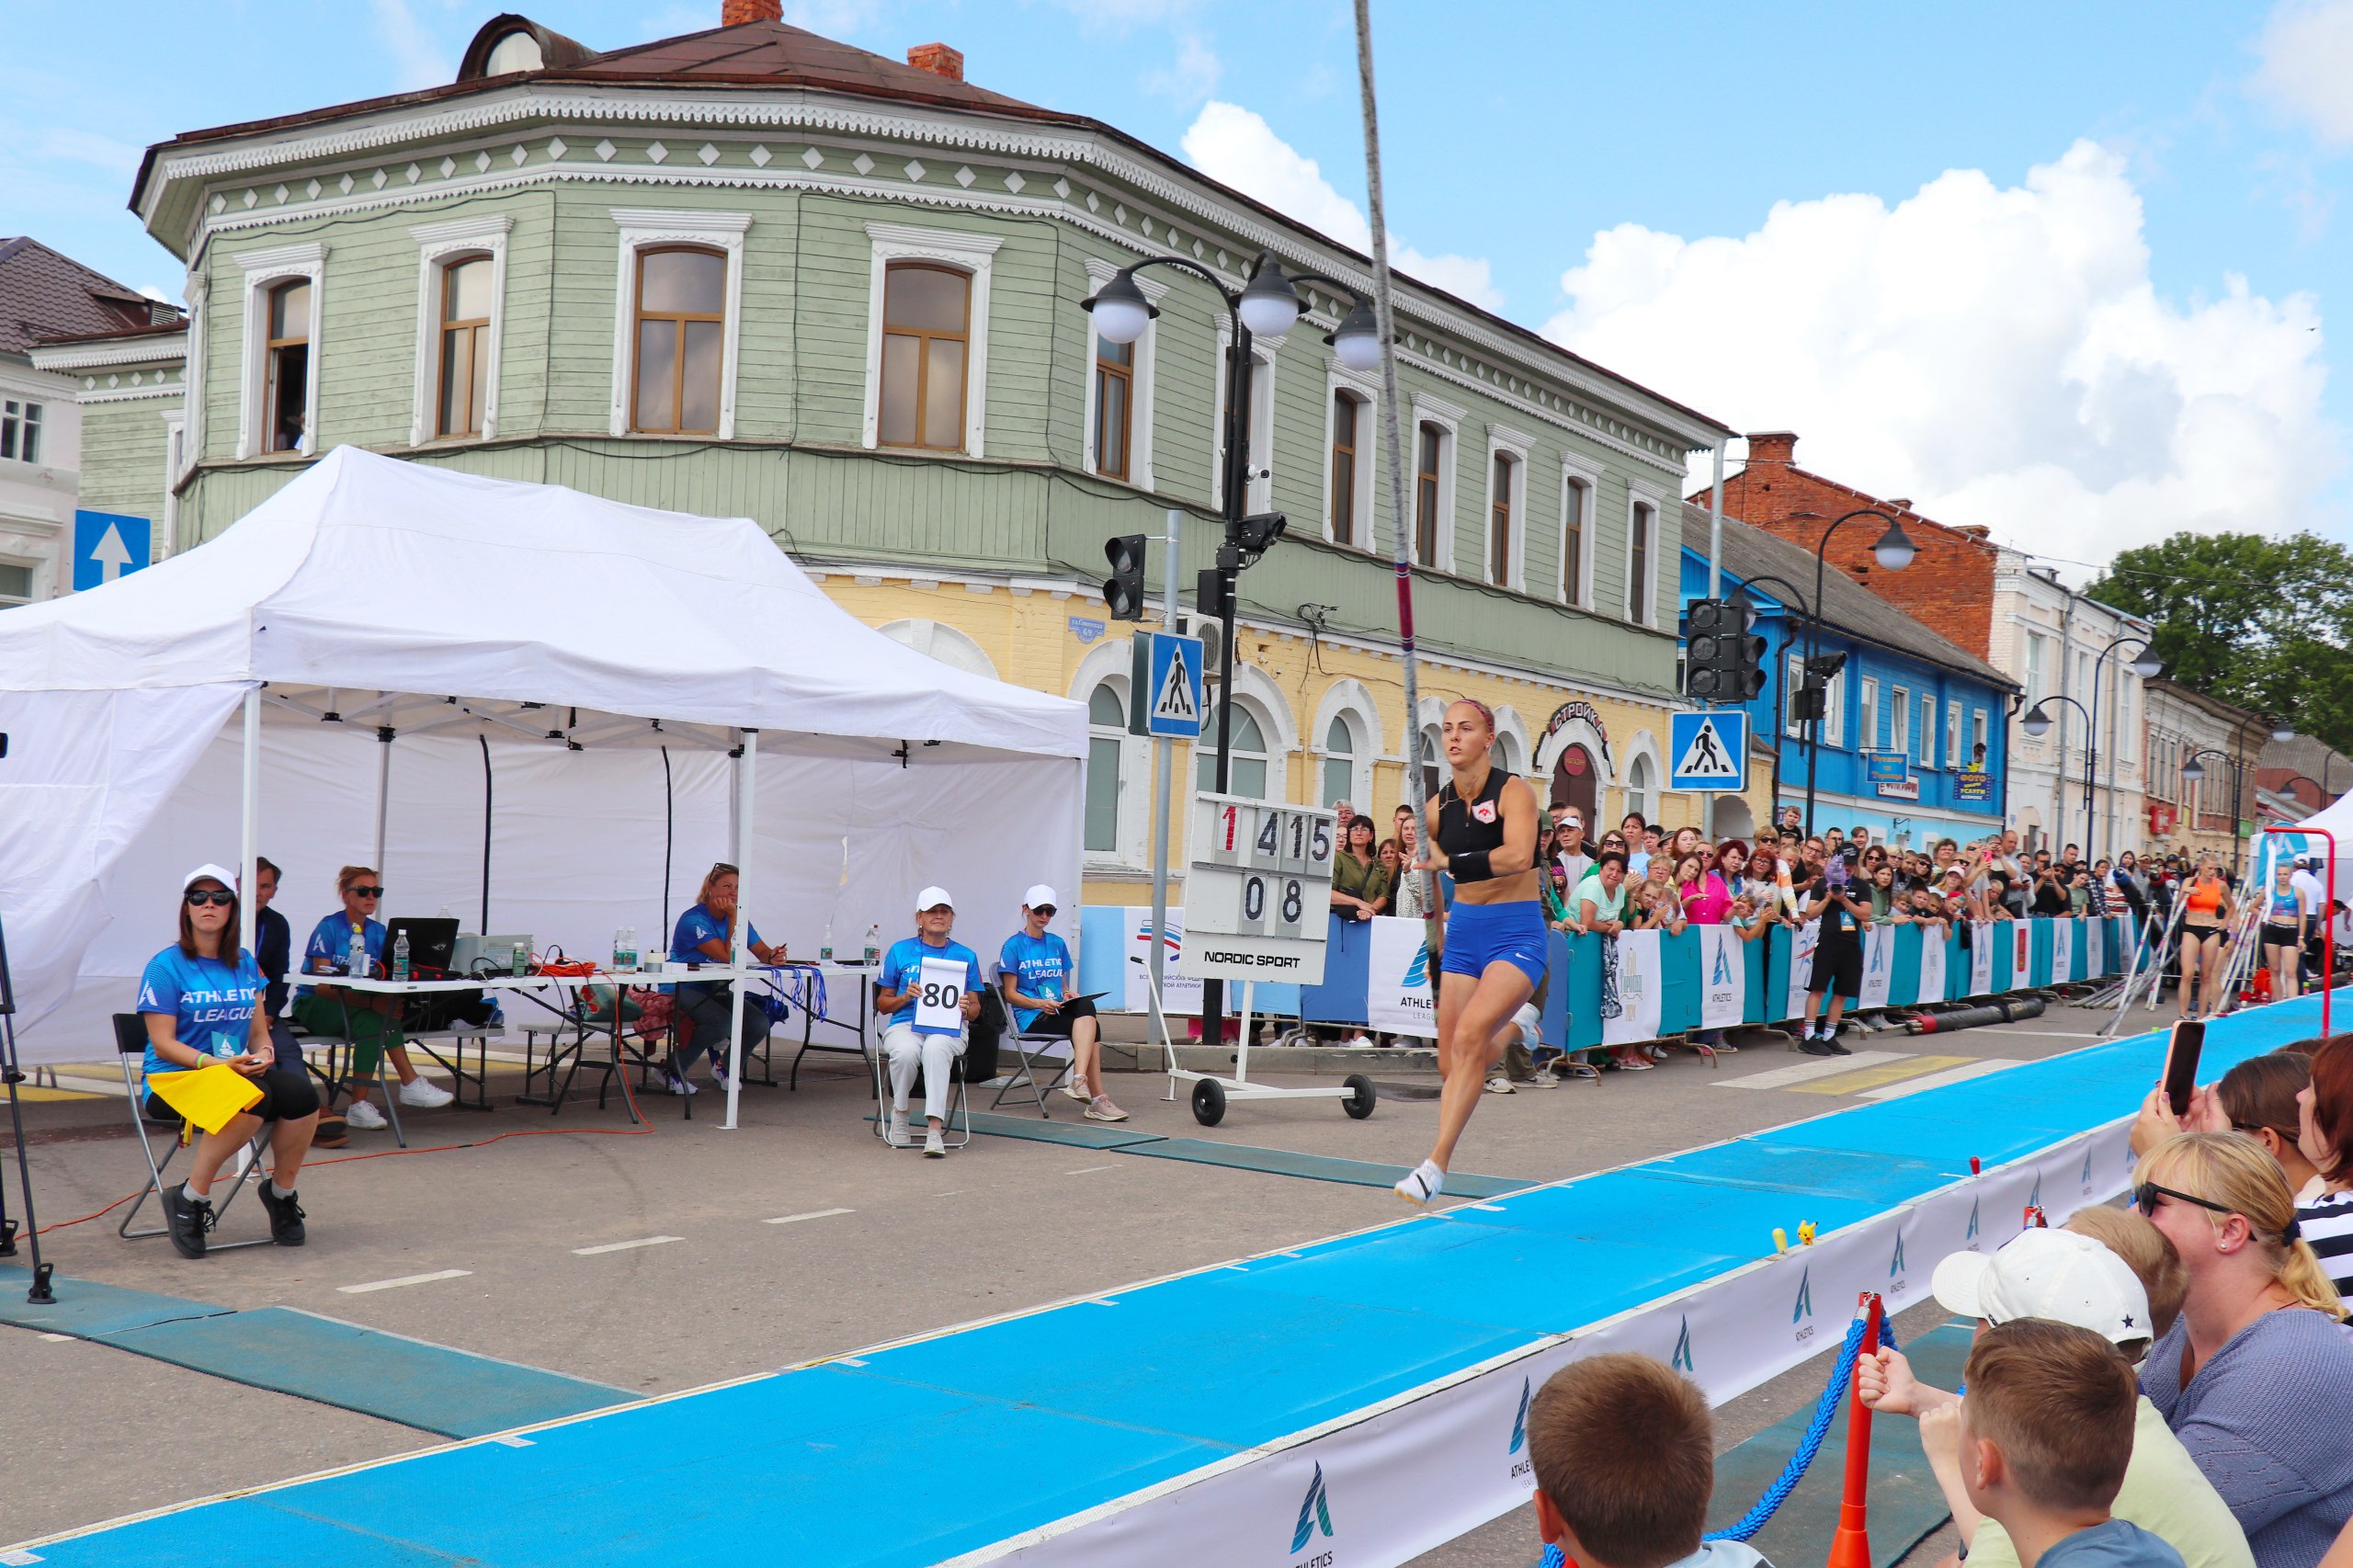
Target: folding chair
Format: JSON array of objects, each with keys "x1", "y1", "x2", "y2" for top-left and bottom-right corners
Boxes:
[
  {"x1": 112, "y1": 1014, "x2": 274, "y2": 1250},
  {"x1": 980, "y1": 973, "x2": 1069, "y2": 1119},
  {"x1": 870, "y1": 1023, "x2": 972, "y2": 1150}
]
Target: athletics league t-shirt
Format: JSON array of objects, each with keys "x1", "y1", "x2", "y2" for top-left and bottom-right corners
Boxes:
[
  {"x1": 136, "y1": 946, "x2": 264, "y2": 1078},
  {"x1": 881, "y1": 937, "x2": 983, "y2": 1036},
  {"x1": 671, "y1": 903, "x2": 763, "y2": 963},
  {"x1": 997, "y1": 930, "x2": 1074, "y2": 1032},
  {"x1": 297, "y1": 914, "x2": 383, "y2": 997}
]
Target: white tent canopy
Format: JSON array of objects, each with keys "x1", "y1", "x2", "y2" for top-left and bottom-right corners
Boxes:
[{"x1": 0, "y1": 448, "x2": 1086, "y2": 1108}]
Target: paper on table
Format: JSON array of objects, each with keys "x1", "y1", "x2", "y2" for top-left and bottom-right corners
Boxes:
[{"x1": 146, "y1": 1062, "x2": 264, "y2": 1133}]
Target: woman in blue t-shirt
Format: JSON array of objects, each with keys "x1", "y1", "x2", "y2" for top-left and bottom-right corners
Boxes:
[
  {"x1": 137, "y1": 864, "x2": 322, "y2": 1258},
  {"x1": 288, "y1": 864, "x2": 454, "y2": 1131},
  {"x1": 998, "y1": 884, "x2": 1123, "y2": 1122},
  {"x1": 667, "y1": 861, "x2": 784, "y2": 1096}
]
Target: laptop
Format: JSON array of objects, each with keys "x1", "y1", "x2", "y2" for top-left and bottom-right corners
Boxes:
[{"x1": 385, "y1": 916, "x2": 459, "y2": 973}]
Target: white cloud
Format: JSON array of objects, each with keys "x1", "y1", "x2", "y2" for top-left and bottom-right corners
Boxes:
[
  {"x1": 369, "y1": 0, "x2": 450, "y2": 91},
  {"x1": 1542, "y1": 140, "x2": 2341, "y2": 574},
  {"x1": 1179, "y1": 101, "x2": 1503, "y2": 312},
  {"x1": 1142, "y1": 33, "x2": 1222, "y2": 106},
  {"x1": 2254, "y1": 0, "x2": 2353, "y2": 146}
]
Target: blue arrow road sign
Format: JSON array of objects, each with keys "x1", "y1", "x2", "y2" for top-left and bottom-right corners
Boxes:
[{"x1": 72, "y1": 509, "x2": 151, "y2": 591}]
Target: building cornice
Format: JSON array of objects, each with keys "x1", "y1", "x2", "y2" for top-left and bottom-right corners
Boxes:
[{"x1": 29, "y1": 333, "x2": 189, "y2": 372}]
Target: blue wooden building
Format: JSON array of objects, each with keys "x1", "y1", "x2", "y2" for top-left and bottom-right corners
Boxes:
[{"x1": 1679, "y1": 507, "x2": 2018, "y2": 847}]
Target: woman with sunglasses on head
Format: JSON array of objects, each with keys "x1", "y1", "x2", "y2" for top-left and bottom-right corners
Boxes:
[
  {"x1": 141, "y1": 866, "x2": 322, "y2": 1257},
  {"x1": 667, "y1": 861, "x2": 783, "y2": 1096},
  {"x1": 289, "y1": 865, "x2": 453, "y2": 1131},
  {"x1": 2131, "y1": 1132, "x2": 2353, "y2": 1568}
]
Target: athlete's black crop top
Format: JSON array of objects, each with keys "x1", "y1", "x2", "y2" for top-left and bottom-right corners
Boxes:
[{"x1": 1437, "y1": 767, "x2": 1513, "y2": 859}]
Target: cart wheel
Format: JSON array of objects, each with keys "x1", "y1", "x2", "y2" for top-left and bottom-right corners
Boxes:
[
  {"x1": 1191, "y1": 1077, "x2": 1227, "y2": 1127},
  {"x1": 1342, "y1": 1073, "x2": 1377, "y2": 1120}
]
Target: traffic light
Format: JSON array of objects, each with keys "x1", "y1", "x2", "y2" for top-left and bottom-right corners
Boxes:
[
  {"x1": 1196, "y1": 565, "x2": 1229, "y2": 625},
  {"x1": 1103, "y1": 534, "x2": 1147, "y2": 620},
  {"x1": 1684, "y1": 597, "x2": 1768, "y2": 701},
  {"x1": 1790, "y1": 652, "x2": 1847, "y2": 722}
]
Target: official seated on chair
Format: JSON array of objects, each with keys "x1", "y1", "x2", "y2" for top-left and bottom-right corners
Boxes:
[
  {"x1": 999, "y1": 884, "x2": 1125, "y2": 1123},
  {"x1": 138, "y1": 864, "x2": 320, "y2": 1258},
  {"x1": 666, "y1": 861, "x2": 783, "y2": 1097},
  {"x1": 877, "y1": 886, "x2": 983, "y2": 1157},
  {"x1": 289, "y1": 864, "x2": 455, "y2": 1131}
]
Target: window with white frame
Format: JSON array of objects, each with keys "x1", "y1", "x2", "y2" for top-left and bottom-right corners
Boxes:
[
  {"x1": 1, "y1": 399, "x2": 42, "y2": 463},
  {"x1": 1327, "y1": 386, "x2": 1370, "y2": 547},
  {"x1": 1971, "y1": 709, "x2": 1989, "y2": 769},
  {"x1": 233, "y1": 242, "x2": 325, "y2": 458},
  {"x1": 1198, "y1": 703, "x2": 1273, "y2": 799},
  {"x1": 1086, "y1": 683, "x2": 1127, "y2": 853},
  {"x1": 1627, "y1": 753, "x2": 1655, "y2": 823},
  {"x1": 1414, "y1": 422, "x2": 1446, "y2": 569},
  {"x1": 1786, "y1": 652, "x2": 1807, "y2": 738},
  {"x1": 1484, "y1": 426, "x2": 1530, "y2": 589},
  {"x1": 610, "y1": 210, "x2": 750, "y2": 440},
  {"x1": 1915, "y1": 691, "x2": 1933, "y2": 768},
  {"x1": 1213, "y1": 333, "x2": 1276, "y2": 514},
  {"x1": 1823, "y1": 665, "x2": 1847, "y2": 748},
  {"x1": 875, "y1": 262, "x2": 970, "y2": 450},
  {"x1": 1322, "y1": 713, "x2": 1358, "y2": 808},
  {"x1": 1081, "y1": 260, "x2": 1158, "y2": 488},
  {"x1": 0, "y1": 559, "x2": 33, "y2": 606},
  {"x1": 1891, "y1": 685, "x2": 1912, "y2": 763},
  {"x1": 1626, "y1": 493, "x2": 1660, "y2": 625},
  {"x1": 1946, "y1": 699, "x2": 1961, "y2": 771},
  {"x1": 1420, "y1": 725, "x2": 1443, "y2": 801},
  {"x1": 1560, "y1": 460, "x2": 1598, "y2": 607},
  {"x1": 410, "y1": 215, "x2": 510, "y2": 445},
  {"x1": 161, "y1": 411, "x2": 188, "y2": 556},
  {"x1": 2025, "y1": 632, "x2": 2047, "y2": 708},
  {"x1": 1859, "y1": 678, "x2": 1881, "y2": 754}
]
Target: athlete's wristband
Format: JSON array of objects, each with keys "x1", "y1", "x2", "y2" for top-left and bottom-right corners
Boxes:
[{"x1": 1451, "y1": 849, "x2": 1495, "y2": 882}]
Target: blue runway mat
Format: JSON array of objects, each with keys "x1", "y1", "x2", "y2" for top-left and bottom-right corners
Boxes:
[{"x1": 24, "y1": 992, "x2": 2333, "y2": 1566}]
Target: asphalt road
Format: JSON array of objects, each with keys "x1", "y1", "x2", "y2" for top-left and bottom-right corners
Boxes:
[{"x1": 1, "y1": 1000, "x2": 2144, "y2": 1552}]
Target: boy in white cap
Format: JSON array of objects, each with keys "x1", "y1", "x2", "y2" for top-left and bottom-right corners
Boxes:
[
  {"x1": 1859, "y1": 1221, "x2": 2252, "y2": 1568},
  {"x1": 876, "y1": 887, "x2": 983, "y2": 1156},
  {"x1": 999, "y1": 885, "x2": 1124, "y2": 1122}
]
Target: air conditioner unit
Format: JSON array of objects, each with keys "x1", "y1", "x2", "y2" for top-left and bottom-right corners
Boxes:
[{"x1": 1179, "y1": 617, "x2": 1227, "y2": 681}]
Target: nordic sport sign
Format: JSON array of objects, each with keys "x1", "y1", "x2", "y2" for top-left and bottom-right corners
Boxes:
[
  {"x1": 1129, "y1": 631, "x2": 1205, "y2": 739},
  {"x1": 1668, "y1": 710, "x2": 1747, "y2": 791},
  {"x1": 1180, "y1": 791, "x2": 1336, "y2": 984}
]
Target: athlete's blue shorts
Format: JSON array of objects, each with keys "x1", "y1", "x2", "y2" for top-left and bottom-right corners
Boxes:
[{"x1": 1440, "y1": 898, "x2": 1549, "y2": 988}]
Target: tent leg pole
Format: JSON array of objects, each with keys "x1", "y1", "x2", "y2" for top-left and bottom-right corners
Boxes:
[
  {"x1": 725, "y1": 729, "x2": 756, "y2": 1132},
  {"x1": 373, "y1": 727, "x2": 393, "y2": 882},
  {"x1": 479, "y1": 735, "x2": 493, "y2": 932},
  {"x1": 240, "y1": 687, "x2": 260, "y2": 954}
]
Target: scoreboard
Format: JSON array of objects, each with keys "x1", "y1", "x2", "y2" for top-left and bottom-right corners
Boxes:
[{"x1": 1179, "y1": 792, "x2": 1337, "y2": 985}]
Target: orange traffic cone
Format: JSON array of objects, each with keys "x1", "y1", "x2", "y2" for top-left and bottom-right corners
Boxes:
[{"x1": 1824, "y1": 1292, "x2": 1885, "y2": 1568}]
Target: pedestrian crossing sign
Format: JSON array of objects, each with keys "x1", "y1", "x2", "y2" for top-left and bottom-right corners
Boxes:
[
  {"x1": 1132, "y1": 631, "x2": 1205, "y2": 738},
  {"x1": 1668, "y1": 710, "x2": 1747, "y2": 791}
]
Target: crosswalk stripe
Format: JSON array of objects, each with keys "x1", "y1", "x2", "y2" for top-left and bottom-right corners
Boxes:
[
  {"x1": 1784, "y1": 1054, "x2": 1974, "y2": 1096},
  {"x1": 1859, "y1": 1058, "x2": 2019, "y2": 1100},
  {"x1": 1712, "y1": 1051, "x2": 1905, "y2": 1090}
]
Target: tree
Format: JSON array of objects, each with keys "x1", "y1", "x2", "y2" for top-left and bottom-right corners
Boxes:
[{"x1": 2084, "y1": 532, "x2": 2353, "y2": 756}]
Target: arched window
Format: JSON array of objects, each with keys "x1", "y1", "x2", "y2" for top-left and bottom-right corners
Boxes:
[
  {"x1": 1086, "y1": 683, "x2": 1126, "y2": 854},
  {"x1": 1199, "y1": 705, "x2": 1270, "y2": 799},
  {"x1": 632, "y1": 246, "x2": 725, "y2": 434},
  {"x1": 436, "y1": 255, "x2": 494, "y2": 438},
  {"x1": 1420, "y1": 725, "x2": 1443, "y2": 801},
  {"x1": 1322, "y1": 713, "x2": 1358, "y2": 809},
  {"x1": 878, "y1": 262, "x2": 971, "y2": 450},
  {"x1": 1627, "y1": 753, "x2": 1654, "y2": 824},
  {"x1": 264, "y1": 278, "x2": 311, "y2": 453},
  {"x1": 1490, "y1": 731, "x2": 1523, "y2": 776}
]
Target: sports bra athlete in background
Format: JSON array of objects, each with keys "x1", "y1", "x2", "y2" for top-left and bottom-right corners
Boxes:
[{"x1": 1395, "y1": 699, "x2": 1545, "y2": 1207}]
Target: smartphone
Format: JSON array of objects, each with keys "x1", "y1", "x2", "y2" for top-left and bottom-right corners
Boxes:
[{"x1": 2160, "y1": 1018, "x2": 2206, "y2": 1119}]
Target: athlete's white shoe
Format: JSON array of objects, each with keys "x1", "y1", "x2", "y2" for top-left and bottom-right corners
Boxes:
[
  {"x1": 1394, "y1": 1158, "x2": 1444, "y2": 1207},
  {"x1": 887, "y1": 1109, "x2": 910, "y2": 1148},
  {"x1": 399, "y1": 1077, "x2": 455, "y2": 1108},
  {"x1": 923, "y1": 1126, "x2": 947, "y2": 1158}
]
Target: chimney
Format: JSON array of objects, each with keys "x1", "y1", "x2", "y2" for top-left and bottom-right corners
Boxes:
[
  {"x1": 1745, "y1": 431, "x2": 1797, "y2": 466},
  {"x1": 722, "y1": 0, "x2": 780, "y2": 24},
  {"x1": 906, "y1": 41, "x2": 964, "y2": 80}
]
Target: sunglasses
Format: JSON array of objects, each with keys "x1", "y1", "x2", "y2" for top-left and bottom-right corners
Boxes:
[
  {"x1": 1031, "y1": 905, "x2": 1057, "y2": 918},
  {"x1": 350, "y1": 886, "x2": 385, "y2": 899},
  {"x1": 185, "y1": 889, "x2": 234, "y2": 907},
  {"x1": 2132, "y1": 1182, "x2": 2234, "y2": 1220}
]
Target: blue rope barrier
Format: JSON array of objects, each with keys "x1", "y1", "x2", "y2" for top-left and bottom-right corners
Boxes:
[{"x1": 1535, "y1": 1309, "x2": 1897, "y2": 1568}]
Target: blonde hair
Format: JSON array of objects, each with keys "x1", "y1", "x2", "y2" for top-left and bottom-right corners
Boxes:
[
  {"x1": 335, "y1": 864, "x2": 377, "y2": 893},
  {"x1": 2137, "y1": 1132, "x2": 2346, "y2": 1320},
  {"x1": 697, "y1": 861, "x2": 740, "y2": 907}
]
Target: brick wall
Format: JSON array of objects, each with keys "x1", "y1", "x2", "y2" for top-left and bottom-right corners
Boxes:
[{"x1": 1693, "y1": 431, "x2": 2001, "y2": 661}]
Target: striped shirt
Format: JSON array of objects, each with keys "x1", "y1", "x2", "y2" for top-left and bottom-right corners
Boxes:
[{"x1": 2300, "y1": 1189, "x2": 2353, "y2": 1301}]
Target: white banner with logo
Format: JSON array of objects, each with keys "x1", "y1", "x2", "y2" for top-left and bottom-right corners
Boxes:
[
  {"x1": 994, "y1": 1113, "x2": 2143, "y2": 1568},
  {"x1": 1600, "y1": 929, "x2": 1665, "y2": 1047},
  {"x1": 1970, "y1": 923, "x2": 1996, "y2": 996},
  {"x1": 1698, "y1": 926, "x2": 1745, "y2": 1029},
  {"x1": 1121, "y1": 907, "x2": 1202, "y2": 1017},
  {"x1": 1917, "y1": 928, "x2": 1948, "y2": 1005},
  {"x1": 1859, "y1": 925, "x2": 1895, "y2": 1009},
  {"x1": 1366, "y1": 915, "x2": 1437, "y2": 1040},
  {"x1": 2052, "y1": 916, "x2": 2074, "y2": 983},
  {"x1": 1784, "y1": 918, "x2": 1822, "y2": 1021}
]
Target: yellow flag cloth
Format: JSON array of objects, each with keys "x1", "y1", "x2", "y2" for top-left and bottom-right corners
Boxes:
[{"x1": 146, "y1": 1063, "x2": 264, "y2": 1134}]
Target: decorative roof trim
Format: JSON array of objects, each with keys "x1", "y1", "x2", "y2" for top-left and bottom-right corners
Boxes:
[{"x1": 29, "y1": 333, "x2": 189, "y2": 371}]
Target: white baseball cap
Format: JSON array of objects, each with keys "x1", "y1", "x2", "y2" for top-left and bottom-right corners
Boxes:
[
  {"x1": 1024, "y1": 884, "x2": 1059, "y2": 910},
  {"x1": 1929, "y1": 1227, "x2": 2151, "y2": 1345},
  {"x1": 182, "y1": 863, "x2": 241, "y2": 893},
  {"x1": 915, "y1": 885, "x2": 955, "y2": 912}
]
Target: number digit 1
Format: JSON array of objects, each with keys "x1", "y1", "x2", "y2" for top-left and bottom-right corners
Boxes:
[{"x1": 1222, "y1": 804, "x2": 1236, "y2": 851}]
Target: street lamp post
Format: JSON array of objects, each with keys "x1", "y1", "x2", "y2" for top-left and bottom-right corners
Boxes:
[
  {"x1": 1803, "y1": 507, "x2": 1919, "y2": 832},
  {"x1": 2022, "y1": 695, "x2": 2096, "y2": 855},
  {"x1": 1083, "y1": 252, "x2": 1382, "y2": 1046},
  {"x1": 2089, "y1": 634, "x2": 2164, "y2": 863},
  {"x1": 1731, "y1": 575, "x2": 1818, "y2": 827},
  {"x1": 2179, "y1": 719, "x2": 2293, "y2": 881}
]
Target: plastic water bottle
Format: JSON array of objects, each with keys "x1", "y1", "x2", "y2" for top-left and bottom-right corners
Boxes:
[
  {"x1": 612, "y1": 927, "x2": 632, "y2": 973},
  {"x1": 347, "y1": 925, "x2": 367, "y2": 979},
  {"x1": 392, "y1": 928, "x2": 411, "y2": 983},
  {"x1": 863, "y1": 924, "x2": 881, "y2": 966},
  {"x1": 820, "y1": 925, "x2": 834, "y2": 964},
  {"x1": 511, "y1": 940, "x2": 529, "y2": 977}
]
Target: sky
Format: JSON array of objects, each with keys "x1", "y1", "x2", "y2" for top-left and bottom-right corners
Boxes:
[{"x1": 6, "y1": 0, "x2": 2351, "y2": 575}]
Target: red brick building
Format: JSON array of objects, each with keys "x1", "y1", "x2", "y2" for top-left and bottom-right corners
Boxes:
[{"x1": 1690, "y1": 431, "x2": 2003, "y2": 661}]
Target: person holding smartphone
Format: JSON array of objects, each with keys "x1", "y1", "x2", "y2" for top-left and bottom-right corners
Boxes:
[{"x1": 1796, "y1": 837, "x2": 1870, "y2": 1055}]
